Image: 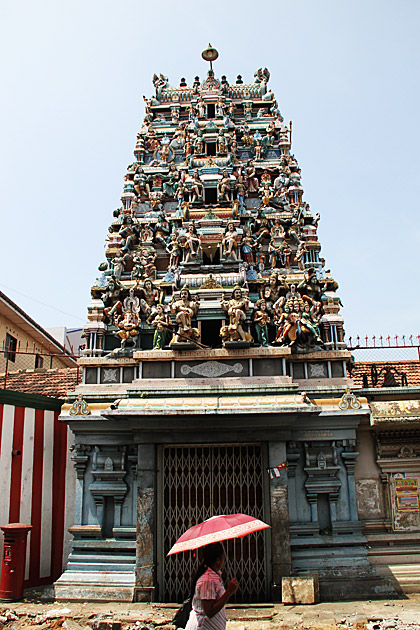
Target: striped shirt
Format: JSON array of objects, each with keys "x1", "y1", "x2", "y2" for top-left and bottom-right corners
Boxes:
[{"x1": 185, "y1": 567, "x2": 227, "y2": 630}]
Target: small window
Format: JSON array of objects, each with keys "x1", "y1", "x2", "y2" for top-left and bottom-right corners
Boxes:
[
  {"x1": 123, "y1": 366, "x2": 136, "y2": 383},
  {"x1": 204, "y1": 188, "x2": 217, "y2": 204},
  {"x1": 4, "y1": 333, "x2": 17, "y2": 363},
  {"x1": 292, "y1": 362, "x2": 305, "y2": 379},
  {"x1": 206, "y1": 142, "x2": 216, "y2": 156},
  {"x1": 331, "y1": 361, "x2": 344, "y2": 378},
  {"x1": 207, "y1": 103, "x2": 215, "y2": 119},
  {"x1": 35, "y1": 355, "x2": 44, "y2": 369},
  {"x1": 85, "y1": 367, "x2": 98, "y2": 384}
]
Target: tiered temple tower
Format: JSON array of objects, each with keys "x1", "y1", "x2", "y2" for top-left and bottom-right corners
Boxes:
[{"x1": 57, "y1": 48, "x2": 373, "y2": 603}]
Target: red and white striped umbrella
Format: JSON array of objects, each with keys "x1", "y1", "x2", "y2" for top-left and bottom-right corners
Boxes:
[{"x1": 167, "y1": 513, "x2": 270, "y2": 556}]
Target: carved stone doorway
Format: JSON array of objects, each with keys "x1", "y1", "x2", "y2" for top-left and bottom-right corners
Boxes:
[{"x1": 157, "y1": 443, "x2": 270, "y2": 602}]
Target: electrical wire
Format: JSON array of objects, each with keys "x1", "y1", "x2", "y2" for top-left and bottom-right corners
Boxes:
[{"x1": 0, "y1": 282, "x2": 85, "y2": 323}]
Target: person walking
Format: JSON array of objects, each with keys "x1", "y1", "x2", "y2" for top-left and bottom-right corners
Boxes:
[{"x1": 185, "y1": 542, "x2": 238, "y2": 630}]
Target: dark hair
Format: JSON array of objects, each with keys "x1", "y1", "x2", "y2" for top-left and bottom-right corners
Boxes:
[
  {"x1": 191, "y1": 543, "x2": 225, "y2": 594},
  {"x1": 203, "y1": 542, "x2": 224, "y2": 566}
]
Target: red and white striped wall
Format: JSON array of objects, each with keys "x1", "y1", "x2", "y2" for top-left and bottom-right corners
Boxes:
[{"x1": 0, "y1": 393, "x2": 73, "y2": 588}]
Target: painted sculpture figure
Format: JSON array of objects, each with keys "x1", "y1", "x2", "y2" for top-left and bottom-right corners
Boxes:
[
  {"x1": 254, "y1": 299, "x2": 271, "y2": 346},
  {"x1": 151, "y1": 304, "x2": 170, "y2": 349},
  {"x1": 220, "y1": 286, "x2": 253, "y2": 345},
  {"x1": 183, "y1": 222, "x2": 201, "y2": 263},
  {"x1": 222, "y1": 223, "x2": 239, "y2": 261},
  {"x1": 169, "y1": 288, "x2": 200, "y2": 345}
]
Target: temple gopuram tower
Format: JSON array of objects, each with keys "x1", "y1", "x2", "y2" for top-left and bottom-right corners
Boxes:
[{"x1": 57, "y1": 47, "x2": 372, "y2": 602}]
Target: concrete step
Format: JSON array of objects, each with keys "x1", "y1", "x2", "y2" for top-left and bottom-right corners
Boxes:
[
  {"x1": 68, "y1": 562, "x2": 135, "y2": 572},
  {"x1": 69, "y1": 554, "x2": 135, "y2": 564}
]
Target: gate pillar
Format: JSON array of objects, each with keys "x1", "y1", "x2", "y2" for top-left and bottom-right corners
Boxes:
[
  {"x1": 135, "y1": 443, "x2": 156, "y2": 602},
  {"x1": 268, "y1": 441, "x2": 291, "y2": 601}
]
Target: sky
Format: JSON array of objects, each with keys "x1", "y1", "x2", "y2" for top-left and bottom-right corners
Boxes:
[{"x1": 0, "y1": 0, "x2": 419, "y2": 345}]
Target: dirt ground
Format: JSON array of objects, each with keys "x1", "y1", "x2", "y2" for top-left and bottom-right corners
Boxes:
[{"x1": 0, "y1": 591, "x2": 420, "y2": 630}]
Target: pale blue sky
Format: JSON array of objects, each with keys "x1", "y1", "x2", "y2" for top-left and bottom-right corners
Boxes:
[{"x1": 1, "y1": 0, "x2": 419, "y2": 342}]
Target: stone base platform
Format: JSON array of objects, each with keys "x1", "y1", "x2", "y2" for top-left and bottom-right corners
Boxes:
[{"x1": 50, "y1": 572, "x2": 135, "y2": 602}]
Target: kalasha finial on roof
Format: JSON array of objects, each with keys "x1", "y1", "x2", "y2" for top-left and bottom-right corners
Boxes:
[{"x1": 201, "y1": 43, "x2": 219, "y2": 71}]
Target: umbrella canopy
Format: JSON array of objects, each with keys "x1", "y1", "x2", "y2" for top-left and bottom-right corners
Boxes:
[{"x1": 167, "y1": 513, "x2": 270, "y2": 556}]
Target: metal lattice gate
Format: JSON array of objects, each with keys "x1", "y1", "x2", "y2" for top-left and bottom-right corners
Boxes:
[{"x1": 158, "y1": 444, "x2": 270, "y2": 603}]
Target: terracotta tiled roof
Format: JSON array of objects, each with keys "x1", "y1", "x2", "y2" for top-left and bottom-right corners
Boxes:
[
  {"x1": 349, "y1": 361, "x2": 420, "y2": 388},
  {"x1": 0, "y1": 367, "x2": 81, "y2": 398}
]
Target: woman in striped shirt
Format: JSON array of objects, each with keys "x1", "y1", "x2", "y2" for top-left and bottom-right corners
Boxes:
[{"x1": 186, "y1": 542, "x2": 239, "y2": 630}]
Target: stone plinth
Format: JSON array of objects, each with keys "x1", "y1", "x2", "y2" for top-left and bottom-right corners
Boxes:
[{"x1": 282, "y1": 574, "x2": 320, "y2": 604}]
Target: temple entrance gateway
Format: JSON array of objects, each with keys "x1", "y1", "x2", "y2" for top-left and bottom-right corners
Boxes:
[
  {"x1": 158, "y1": 444, "x2": 271, "y2": 602},
  {"x1": 57, "y1": 52, "x2": 375, "y2": 603}
]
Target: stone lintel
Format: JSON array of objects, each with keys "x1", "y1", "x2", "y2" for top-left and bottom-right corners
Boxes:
[
  {"x1": 77, "y1": 347, "x2": 351, "y2": 365},
  {"x1": 291, "y1": 350, "x2": 351, "y2": 361},
  {"x1": 104, "y1": 395, "x2": 321, "y2": 417}
]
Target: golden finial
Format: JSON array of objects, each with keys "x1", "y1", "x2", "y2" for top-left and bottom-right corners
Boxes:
[{"x1": 201, "y1": 44, "x2": 219, "y2": 71}]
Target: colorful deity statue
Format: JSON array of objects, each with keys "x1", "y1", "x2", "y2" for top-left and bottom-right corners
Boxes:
[
  {"x1": 140, "y1": 224, "x2": 153, "y2": 243},
  {"x1": 151, "y1": 304, "x2": 170, "y2": 350},
  {"x1": 194, "y1": 131, "x2": 204, "y2": 154},
  {"x1": 166, "y1": 233, "x2": 182, "y2": 268},
  {"x1": 245, "y1": 161, "x2": 259, "y2": 193},
  {"x1": 132, "y1": 247, "x2": 156, "y2": 281},
  {"x1": 295, "y1": 241, "x2": 307, "y2": 271},
  {"x1": 183, "y1": 222, "x2": 202, "y2": 263},
  {"x1": 216, "y1": 97, "x2": 225, "y2": 117},
  {"x1": 217, "y1": 130, "x2": 227, "y2": 154},
  {"x1": 134, "y1": 167, "x2": 150, "y2": 198},
  {"x1": 163, "y1": 164, "x2": 179, "y2": 198},
  {"x1": 253, "y1": 299, "x2": 271, "y2": 346},
  {"x1": 111, "y1": 250, "x2": 125, "y2": 281},
  {"x1": 268, "y1": 226, "x2": 286, "y2": 269},
  {"x1": 114, "y1": 308, "x2": 141, "y2": 352},
  {"x1": 274, "y1": 294, "x2": 323, "y2": 349},
  {"x1": 169, "y1": 288, "x2": 200, "y2": 345},
  {"x1": 241, "y1": 227, "x2": 258, "y2": 264},
  {"x1": 139, "y1": 278, "x2": 162, "y2": 324},
  {"x1": 175, "y1": 180, "x2": 186, "y2": 210},
  {"x1": 260, "y1": 272, "x2": 284, "y2": 312},
  {"x1": 220, "y1": 286, "x2": 253, "y2": 345},
  {"x1": 123, "y1": 288, "x2": 140, "y2": 315},
  {"x1": 222, "y1": 222, "x2": 239, "y2": 261},
  {"x1": 197, "y1": 97, "x2": 206, "y2": 118},
  {"x1": 189, "y1": 170, "x2": 204, "y2": 203},
  {"x1": 119, "y1": 215, "x2": 141, "y2": 253},
  {"x1": 259, "y1": 180, "x2": 274, "y2": 204},
  {"x1": 170, "y1": 125, "x2": 186, "y2": 150},
  {"x1": 217, "y1": 169, "x2": 232, "y2": 202},
  {"x1": 282, "y1": 243, "x2": 292, "y2": 269},
  {"x1": 254, "y1": 138, "x2": 262, "y2": 160}
]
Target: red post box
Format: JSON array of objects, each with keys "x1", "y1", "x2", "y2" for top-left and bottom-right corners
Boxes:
[{"x1": 0, "y1": 523, "x2": 32, "y2": 601}]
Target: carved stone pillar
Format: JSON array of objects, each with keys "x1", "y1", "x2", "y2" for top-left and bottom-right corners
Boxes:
[
  {"x1": 341, "y1": 446, "x2": 360, "y2": 521},
  {"x1": 268, "y1": 441, "x2": 291, "y2": 601},
  {"x1": 307, "y1": 493, "x2": 318, "y2": 522},
  {"x1": 70, "y1": 444, "x2": 91, "y2": 526},
  {"x1": 285, "y1": 447, "x2": 300, "y2": 522},
  {"x1": 135, "y1": 443, "x2": 156, "y2": 601}
]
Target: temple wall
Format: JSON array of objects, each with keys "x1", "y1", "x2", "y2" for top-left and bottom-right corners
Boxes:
[{"x1": 355, "y1": 425, "x2": 385, "y2": 520}]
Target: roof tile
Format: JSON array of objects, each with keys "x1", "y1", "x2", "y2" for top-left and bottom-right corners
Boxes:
[
  {"x1": 0, "y1": 367, "x2": 81, "y2": 398},
  {"x1": 349, "y1": 361, "x2": 420, "y2": 388}
]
